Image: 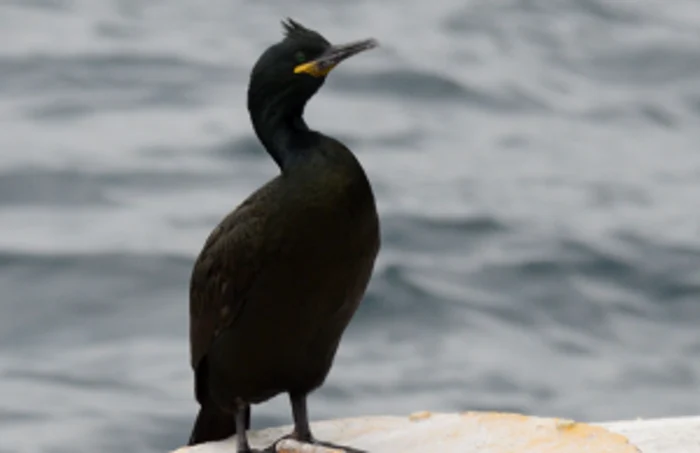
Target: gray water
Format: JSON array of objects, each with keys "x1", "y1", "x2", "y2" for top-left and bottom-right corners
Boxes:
[{"x1": 2, "y1": 1, "x2": 700, "y2": 452}]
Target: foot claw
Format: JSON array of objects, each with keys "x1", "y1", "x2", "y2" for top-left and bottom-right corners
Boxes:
[
  {"x1": 311, "y1": 440, "x2": 367, "y2": 453},
  {"x1": 268, "y1": 434, "x2": 367, "y2": 453}
]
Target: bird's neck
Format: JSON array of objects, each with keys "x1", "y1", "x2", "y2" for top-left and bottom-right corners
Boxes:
[{"x1": 249, "y1": 102, "x2": 318, "y2": 171}]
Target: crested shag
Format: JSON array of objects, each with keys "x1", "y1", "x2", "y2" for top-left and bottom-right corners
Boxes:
[{"x1": 187, "y1": 18, "x2": 380, "y2": 453}]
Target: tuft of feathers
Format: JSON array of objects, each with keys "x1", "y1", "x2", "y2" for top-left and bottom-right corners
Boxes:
[
  {"x1": 281, "y1": 18, "x2": 329, "y2": 45},
  {"x1": 281, "y1": 18, "x2": 308, "y2": 37}
]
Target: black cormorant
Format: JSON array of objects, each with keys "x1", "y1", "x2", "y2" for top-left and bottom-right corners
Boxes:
[{"x1": 187, "y1": 18, "x2": 380, "y2": 453}]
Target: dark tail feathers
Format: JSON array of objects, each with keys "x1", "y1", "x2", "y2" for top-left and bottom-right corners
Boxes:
[
  {"x1": 188, "y1": 404, "x2": 250, "y2": 446},
  {"x1": 188, "y1": 357, "x2": 251, "y2": 446}
]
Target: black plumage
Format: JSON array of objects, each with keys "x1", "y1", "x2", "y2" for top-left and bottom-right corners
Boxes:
[{"x1": 187, "y1": 18, "x2": 380, "y2": 453}]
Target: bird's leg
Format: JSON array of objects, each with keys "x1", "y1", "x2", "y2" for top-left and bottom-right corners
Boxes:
[
  {"x1": 235, "y1": 403, "x2": 257, "y2": 453},
  {"x1": 290, "y1": 392, "x2": 313, "y2": 442},
  {"x1": 281, "y1": 393, "x2": 368, "y2": 453}
]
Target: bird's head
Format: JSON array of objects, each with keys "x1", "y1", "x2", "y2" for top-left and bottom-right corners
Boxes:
[{"x1": 248, "y1": 18, "x2": 378, "y2": 118}]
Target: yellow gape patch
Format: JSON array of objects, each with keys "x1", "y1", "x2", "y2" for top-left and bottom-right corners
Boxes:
[{"x1": 294, "y1": 61, "x2": 335, "y2": 77}]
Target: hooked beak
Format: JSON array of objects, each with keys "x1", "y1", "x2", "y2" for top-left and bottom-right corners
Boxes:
[{"x1": 294, "y1": 38, "x2": 379, "y2": 78}]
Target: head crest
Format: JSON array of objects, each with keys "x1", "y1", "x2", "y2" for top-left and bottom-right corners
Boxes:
[
  {"x1": 280, "y1": 18, "x2": 329, "y2": 45},
  {"x1": 282, "y1": 18, "x2": 307, "y2": 37}
]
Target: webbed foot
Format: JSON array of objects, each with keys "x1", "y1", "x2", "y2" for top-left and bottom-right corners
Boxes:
[{"x1": 265, "y1": 433, "x2": 368, "y2": 453}]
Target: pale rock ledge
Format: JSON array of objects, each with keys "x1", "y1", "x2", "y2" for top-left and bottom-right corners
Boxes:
[{"x1": 172, "y1": 410, "x2": 700, "y2": 453}]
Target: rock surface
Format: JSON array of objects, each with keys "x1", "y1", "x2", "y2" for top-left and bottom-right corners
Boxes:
[{"x1": 173, "y1": 410, "x2": 700, "y2": 453}]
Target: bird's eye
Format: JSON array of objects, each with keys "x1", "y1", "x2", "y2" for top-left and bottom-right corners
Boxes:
[{"x1": 295, "y1": 51, "x2": 306, "y2": 63}]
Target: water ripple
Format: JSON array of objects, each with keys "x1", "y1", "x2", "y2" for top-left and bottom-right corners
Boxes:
[
  {"x1": 0, "y1": 54, "x2": 236, "y2": 119},
  {"x1": 335, "y1": 69, "x2": 551, "y2": 112}
]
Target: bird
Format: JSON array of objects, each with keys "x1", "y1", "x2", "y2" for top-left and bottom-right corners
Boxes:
[{"x1": 187, "y1": 18, "x2": 381, "y2": 453}]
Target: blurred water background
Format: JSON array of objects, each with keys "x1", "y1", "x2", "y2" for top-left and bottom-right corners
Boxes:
[{"x1": 2, "y1": 1, "x2": 700, "y2": 452}]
